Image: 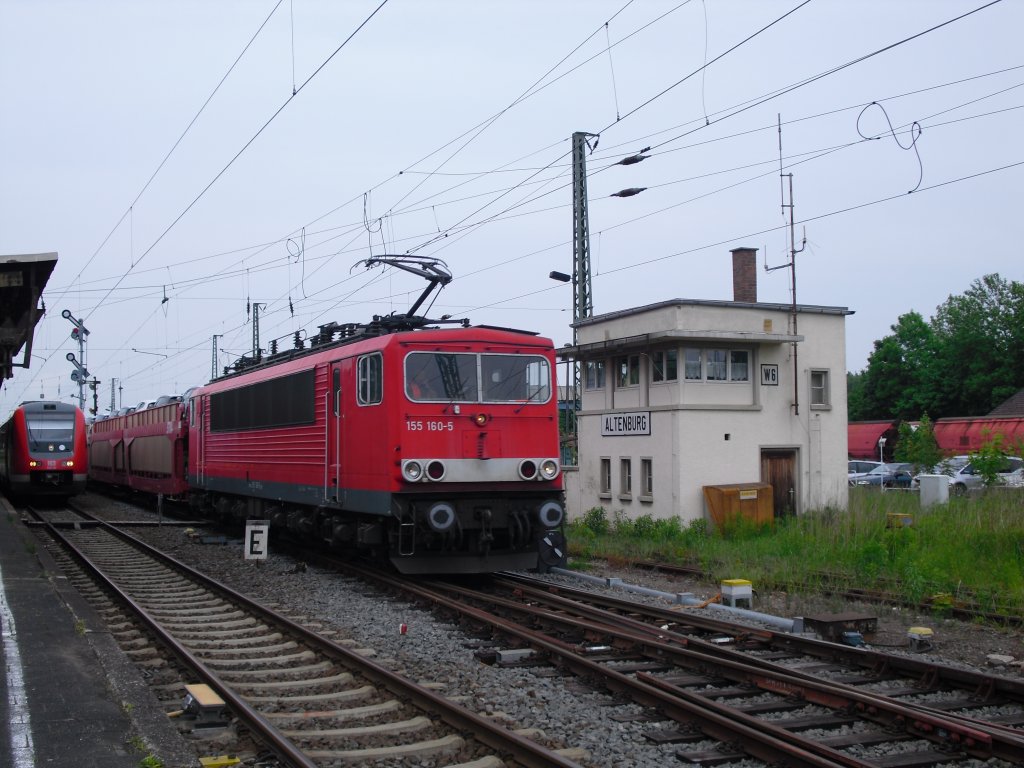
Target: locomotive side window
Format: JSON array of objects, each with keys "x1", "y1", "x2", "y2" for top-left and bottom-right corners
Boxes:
[
  {"x1": 481, "y1": 354, "x2": 550, "y2": 403},
  {"x1": 357, "y1": 354, "x2": 382, "y2": 405}
]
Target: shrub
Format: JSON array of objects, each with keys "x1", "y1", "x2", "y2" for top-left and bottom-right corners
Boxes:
[{"x1": 579, "y1": 506, "x2": 608, "y2": 536}]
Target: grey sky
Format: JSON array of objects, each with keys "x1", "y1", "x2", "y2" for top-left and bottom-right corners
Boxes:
[{"x1": 2, "y1": 0, "x2": 1021, "y2": 417}]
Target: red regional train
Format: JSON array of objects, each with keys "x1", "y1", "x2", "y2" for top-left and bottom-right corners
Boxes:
[
  {"x1": 88, "y1": 257, "x2": 567, "y2": 575},
  {"x1": 0, "y1": 400, "x2": 88, "y2": 498}
]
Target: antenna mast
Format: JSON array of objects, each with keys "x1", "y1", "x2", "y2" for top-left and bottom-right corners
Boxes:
[{"x1": 775, "y1": 114, "x2": 805, "y2": 415}]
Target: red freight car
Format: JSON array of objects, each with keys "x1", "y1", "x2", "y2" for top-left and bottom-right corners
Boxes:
[
  {"x1": 88, "y1": 398, "x2": 190, "y2": 498},
  {"x1": 1, "y1": 401, "x2": 87, "y2": 497}
]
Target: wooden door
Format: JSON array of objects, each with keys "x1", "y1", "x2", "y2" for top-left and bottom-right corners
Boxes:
[{"x1": 761, "y1": 449, "x2": 797, "y2": 517}]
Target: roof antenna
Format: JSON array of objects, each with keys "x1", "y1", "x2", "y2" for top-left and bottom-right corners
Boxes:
[{"x1": 765, "y1": 114, "x2": 806, "y2": 416}]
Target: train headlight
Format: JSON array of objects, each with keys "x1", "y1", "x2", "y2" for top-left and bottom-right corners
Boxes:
[
  {"x1": 426, "y1": 502, "x2": 457, "y2": 532},
  {"x1": 518, "y1": 459, "x2": 538, "y2": 480},
  {"x1": 402, "y1": 461, "x2": 423, "y2": 482},
  {"x1": 473, "y1": 412, "x2": 489, "y2": 426},
  {"x1": 426, "y1": 460, "x2": 446, "y2": 481},
  {"x1": 539, "y1": 459, "x2": 559, "y2": 480},
  {"x1": 537, "y1": 500, "x2": 564, "y2": 528},
  {"x1": 29, "y1": 460, "x2": 38, "y2": 468},
  {"x1": 65, "y1": 460, "x2": 75, "y2": 468}
]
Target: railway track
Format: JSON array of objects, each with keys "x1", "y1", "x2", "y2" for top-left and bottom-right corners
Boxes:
[
  {"x1": 26, "y1": 504, "x2": 583, "y2": 768},
  {"x1": 50, "y1": 495, "x2": 1024, "y2": 766},
  {"x1": 325, "y1": 563, "x2": 1024, "y2": 767}
]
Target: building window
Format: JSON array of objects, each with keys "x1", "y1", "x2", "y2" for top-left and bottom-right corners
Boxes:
[
  {"x1": 652, "y1": 349, "x2": 677, "y2": 383},
  {"x1": 641, "y1": 457, "x2": 653, "y2": 498},
  {"x1": 684, "y1": 349, "x2": 702, "y2": 380},
  {"x1": 585, "y1": 360, "x2": 606, "y2": 390},
  {"x1": 620, "y1": 457, "x2": 632, "y2": 497},
  {"x1": 729, "y1": 350, "x2": 749, "y2": 381},
  {"x1": 706, "y1": 349, "x2": 728, "y2": 380},
  {"x1": 810, "y1": 369, "x2": 830, "y2": 408},
  {"x1": 600, "y1": 457, "x2": 612, "y2": 496},
  {"x1": 616, "y1": 355, "x2": 640, "y2": 388},
  {"x1": 684, "y1": 348, "x2": 751, "y2": 382},
  {"x1": 357, "y1": 353, "x2": 383, "y2": 405}
]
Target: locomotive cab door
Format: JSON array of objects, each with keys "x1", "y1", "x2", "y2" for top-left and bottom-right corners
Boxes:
[{"x1": 326, "y1": 364, "x2": 343, "y2": 504}]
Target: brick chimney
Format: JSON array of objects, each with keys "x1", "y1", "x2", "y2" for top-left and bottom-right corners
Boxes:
[{"x1": 731, "y1": 247, "x2": 758, "y2": 303}]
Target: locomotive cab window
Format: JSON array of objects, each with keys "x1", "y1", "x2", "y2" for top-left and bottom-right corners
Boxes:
[
  {"x1": 481, "y1": 354, "x2": 549, "y2": 403},
  {"x1": 357, "y1": 354, "x2": 382, "y2": 405},
  {"x1": 405, "y1": 351, "x2": 550, "y2": 404}
]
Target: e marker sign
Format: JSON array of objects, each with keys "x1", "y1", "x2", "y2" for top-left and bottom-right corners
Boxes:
[{"x1": 244, "y1": 520, "x2": 270, "y2": 560}]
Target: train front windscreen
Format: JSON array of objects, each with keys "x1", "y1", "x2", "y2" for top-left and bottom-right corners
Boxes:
[{"x1": 25, "y1": 414, "x2": 76, "y2": 452}]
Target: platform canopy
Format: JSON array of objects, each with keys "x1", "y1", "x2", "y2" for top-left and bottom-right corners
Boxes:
[{"x1": 0, "y1": 252, "x2": 58, "y2": 380}]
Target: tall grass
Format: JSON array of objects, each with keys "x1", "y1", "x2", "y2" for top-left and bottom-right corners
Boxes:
[{"x1": 566, "y1": 489, "x2": 1024, "y2": 616}]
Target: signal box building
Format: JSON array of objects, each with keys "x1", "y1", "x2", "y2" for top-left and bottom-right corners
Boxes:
[{"x1": 562, "y1": 248, "x2": 851, "y2": 523}]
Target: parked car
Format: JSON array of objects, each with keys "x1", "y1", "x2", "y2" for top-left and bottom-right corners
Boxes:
[
  {"x1": 910, "y1": 455, "x2": 970, "y2": 489},
  {"x1": 852, "y1": 462, "x2": 915, "y2": 488},
  {"x1": 848, "y1": 460, "x2": 882, "y2": 477},
  {"x1": 950, "y1": 456, "x2": 1024, "y2": 494}
]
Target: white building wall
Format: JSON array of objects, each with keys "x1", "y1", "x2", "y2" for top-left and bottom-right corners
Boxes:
[{"x1": 569, "y1": 300, "x2": 850, "y2": 523}]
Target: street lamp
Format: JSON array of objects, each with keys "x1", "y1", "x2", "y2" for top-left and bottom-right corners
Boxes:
[{"x1": 878, "y1": 436, "x2": 887, "y2": 492}]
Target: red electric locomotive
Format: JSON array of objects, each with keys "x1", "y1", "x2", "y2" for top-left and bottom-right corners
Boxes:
[
  {"x1": 0, "y1": 401, "x2": 88, "y2": 498},
  {"x1": 189, "y1": 322, "x2": 565, "y2": 574},
  {"x1": 88, "y1": 257, "x2": 567, "y2": 575}
]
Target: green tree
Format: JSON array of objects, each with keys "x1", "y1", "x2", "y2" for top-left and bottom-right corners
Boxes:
[
  {"x1": 847, "y1": 371, "x2": 868, "y2": 421},
  {"x1": 849, "y1": 274, "x2": 1024, "y2": 422},
  {"x1": 893, "y1": 413, "x2": 942, "y2": 474},
  {"x1": 931, "y1": 274, "x2": 1024, "y2": 416},
  {"x1": 968, "y1": 432, "x2": 1011, "y2": 487},
  {"x1": 858, "y1": 311, "x2": 937, "y2": 420}
]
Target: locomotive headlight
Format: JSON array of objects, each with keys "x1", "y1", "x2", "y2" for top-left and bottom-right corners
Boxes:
[
  {"x1": 473, "y1": 412, "x2": 488, "y2": 426},
  {"x1": 539, "y1": 459, "x2": 559, "y2": 480},
  {"x1": 426, "y1": 460, "x2": 446, "y2": 481},
  {"x1": 29, "y1": 460, "x2": 38, "y2": 468},
  {"x1": 65, "y1": 460, "x2": 75, "y2": 468},
  {"x1": 426, "y1": 502, "x2": 457, "y2": 532},
  {"x1": 537, "y1": 500, "x2": 564, "y2": 528},
  {"x1": 518, "y1": 459, "x2": 538, "y2": 480},
  {"x1": 402, "y1": 460, "x2": 424, "y2": 482}
]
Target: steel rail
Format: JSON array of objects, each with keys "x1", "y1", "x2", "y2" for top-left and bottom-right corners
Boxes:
[
  {"x1": 498, "y1": 572, "x2": 1024, "y2": 703},
  {"x1": 29, "y1": 508, "x2": 318, "y2": 768},
  {"x1": 438, "y1": 576, "x2": 1024, "y2": 763},
  {"x1": 336, "y1": 562, "x2": 875, "y2": 768},
  {"x1": 60, "y1": 503, "x2": 582, "y2": 768},
  {"x1": 358, "y1": 565, "x2": 1024, "y2": 768},
  {"x1": 490, "y1": 574, "x2": 1024, "y2": 750}
]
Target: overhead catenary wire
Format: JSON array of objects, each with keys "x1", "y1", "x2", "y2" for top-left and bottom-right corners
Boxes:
[
  {"x1": 83, "y1": 0, "x2": 391, "y2": 324},
  {"x1": 6, "y1": 3, "x2": 1015, "y2": 415},
  {"x1": 48, "y1": 0, "x2": 288, "y2": 311}
]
